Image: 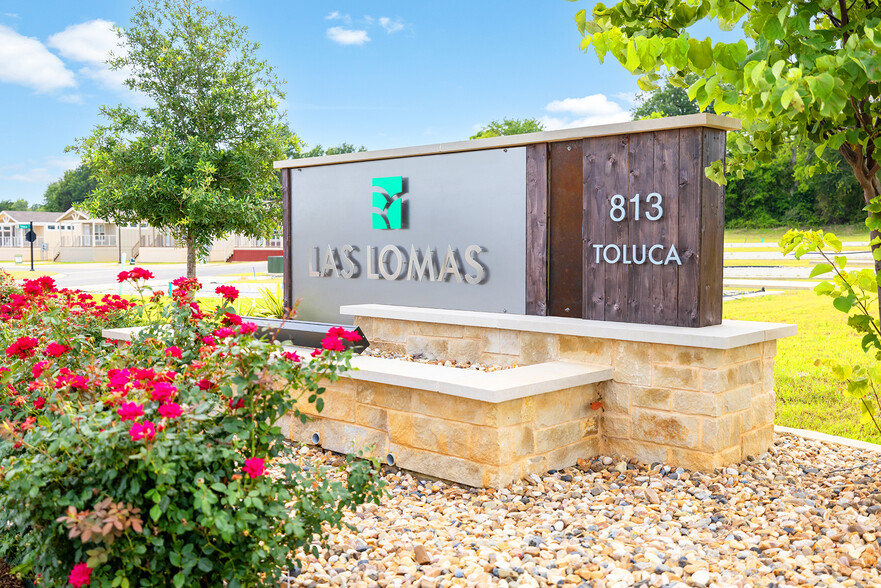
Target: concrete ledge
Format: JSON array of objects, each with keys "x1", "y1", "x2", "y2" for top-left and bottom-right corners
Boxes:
[
  {"x1": 775, "y1": 425, "x2": 881, "y2": 453},
  {"x1": 347, "y1": 356, "x2": 612, "y2": 403},
  {"x1": 341, "y1": 304, "x2": 796, "y2": 350},
  {"x1": 102, "y1": 326, "x2": 146, "y2": 341}
]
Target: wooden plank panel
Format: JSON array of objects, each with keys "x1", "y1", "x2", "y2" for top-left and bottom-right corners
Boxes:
[
  {"x1": 548, "y1": 140, "x2": 584, "y2": 318},
  {"x1": 653, "y1": 130, "x2": 680, "y2": 326},
  {"x1": 699, "y1": 129, "x2": 726, "y2": 326},
  {"x1": 526, "y1": 144, "x2": 549, "y2": 316},
  {"x1": 601, "y1": 135, "x2": 631, "y2": 322},
  {"x1": 281, "y1": 168, "x2": 293, "y2": 314},
  {"x1": 627, "y1": 132, "x2": 654, "y2": 323},
  {"x1": 677, "y1": 129, "x2": 703, "y2": 327},
  {"x1": 582, "y1": 137, "x2": 605, "y2": 321}
]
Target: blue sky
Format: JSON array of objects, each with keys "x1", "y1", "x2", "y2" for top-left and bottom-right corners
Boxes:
[{"x1": 0, "y1": 1, "x2": 655, "y2": 206}]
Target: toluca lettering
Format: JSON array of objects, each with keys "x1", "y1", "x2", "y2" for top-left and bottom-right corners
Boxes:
[
  {"x1": 309, "y1": 244, "x2": 488, "y2": 283},
  {"x1": 592, "y1": 243, "x2": 682, "y2": 266}
]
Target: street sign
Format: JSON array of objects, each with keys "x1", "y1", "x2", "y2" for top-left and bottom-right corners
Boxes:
[
  {"x1": 18, "y1": 224, "x2": 29, "y2": 229},
  {"x1": 25, "y1": 231, "x2": 37, "y2": 243}
]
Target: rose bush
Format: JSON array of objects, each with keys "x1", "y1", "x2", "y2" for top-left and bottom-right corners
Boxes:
[{"x1": 0, "y1": 272, "x2": 384, "y2": 587}]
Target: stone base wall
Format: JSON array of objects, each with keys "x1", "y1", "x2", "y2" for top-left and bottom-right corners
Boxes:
[
  {"x1": 279, "y1": 378, "x2": 600, "y2": 488},
  {"x1": 353, "y1": 317, "x2": 776, "y2": 472}
]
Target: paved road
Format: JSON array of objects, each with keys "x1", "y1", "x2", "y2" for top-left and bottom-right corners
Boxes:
[{"x1": 0, "y1": 261, "x2": 276, "y2": 297}]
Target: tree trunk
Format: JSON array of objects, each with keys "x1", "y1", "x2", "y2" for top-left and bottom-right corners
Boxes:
[
  {"x1": 186, "y1": 230, "x2": 197, "y2": 278},
  {"x1": 839, "y1": 145, "x2": 881, "y2": 319}
]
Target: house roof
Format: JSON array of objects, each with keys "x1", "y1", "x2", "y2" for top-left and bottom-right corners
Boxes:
[
  {"x1": 57, "y1": 208, "x2": 93, "y2": 222},
  {"x1": 0, "y1": 210, "x2": 63, "y2": 223}
]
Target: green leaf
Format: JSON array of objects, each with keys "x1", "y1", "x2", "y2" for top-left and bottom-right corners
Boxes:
[
  {"x1": 809, "y1": 263, "x2": 833, "y2": 278},
  {"x1": 833, "y1": 296, "x2": 856, "y2": 313},
  {"x1": 814, "y1": 281, "x2": 835, "y2": 295},
  {"x1": 150, "y1": 504, "x2": 161, "y2": 522}
]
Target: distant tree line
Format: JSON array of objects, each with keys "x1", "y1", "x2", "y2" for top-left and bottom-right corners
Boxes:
[{"x1": 633, "y1": 76, "x2": 864, "y2": 228}]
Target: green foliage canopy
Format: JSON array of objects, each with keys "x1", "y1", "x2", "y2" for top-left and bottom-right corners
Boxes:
[
  {"x1": 0, "y1": 199, "x2": 32, "y2": 212},
  {"x1": 470, "y1": 118, "x2": 544, "y2": 139},
  {"x1": 72, "y1": 0, "x2": 288, "y2": 277},
  {"x1": 631, "y1": 73, "x2": 710, "y2": 120},
  {"x1": 572, "y1": 0, "x2": 881, "y2": 206},
  {"x1": 40, "y1": 164, "x2": 96, "y2": 212}
]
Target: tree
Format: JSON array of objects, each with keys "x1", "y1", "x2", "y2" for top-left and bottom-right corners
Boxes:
[
  {"x1": 73, "y1": 0, "x2": 287, "y2": 278},
  {"x1": 572, "y1": 0, "x2": 881, "y2": 306},
  {"x1": 289, "y1": 142, "x2": 367, "y2": 159},
  {"x1": 0, "y1": 199, "x2": 32, "y2": 211},
  {"x1": 40, "y1": 165, "x2": 96, "y2": 212},
  {"x1": 470, "y1": 118, "x2": 544, "y2": 139},
  {"x1": 631, "y1": 73, "x2": 712, "y2": 119}
]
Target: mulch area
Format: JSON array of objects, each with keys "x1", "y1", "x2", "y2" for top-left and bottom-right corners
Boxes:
[{"x1": 0, "y1": 561, "x2": 26, "y2": 588}]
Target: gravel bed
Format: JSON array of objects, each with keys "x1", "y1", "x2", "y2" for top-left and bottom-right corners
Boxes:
[
  {"x1": 279, "y1": 433, "x2": 881, "y2": 588},
  {"x1": 360, "y1": 348, "x2": 512, "y2": 372}
]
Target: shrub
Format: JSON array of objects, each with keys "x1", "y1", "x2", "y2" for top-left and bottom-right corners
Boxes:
[{"x1": 0, "y1": 275, "x2": 384, "y2": 587}]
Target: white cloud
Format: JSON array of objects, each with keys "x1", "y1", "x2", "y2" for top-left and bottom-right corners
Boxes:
[
  {"x1": 613, "y1": 91, "x2": 637, "y2": 106},
  {"x1": 58, "y1": 93, "x2": 84, "y2": 104},
  {"x1": 325, "y1": 11, "x2": 351, "y2": 24},
  {"x1": 379, "y1": 17, "x2": 404, "y2": 33},
  {"x1": 47, "y1": 19, "x2": 132, "y2": 92},
  {"x1": 541, "y1": 94, "x2": 631, "y2": 130},
  {"x1": 0, "y1": 24, "x2": 76, "y2": 92},
  {"x1": 326, "y1": 26, "x2": 370, "y2": 46},
  {"x1": 1, "y1": 155, "x2": 80, "y2": 184}
]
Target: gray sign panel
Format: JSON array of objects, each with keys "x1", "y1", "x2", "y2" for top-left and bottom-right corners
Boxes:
[{"x1": 290, "y1": 147, "x2": 527, "y2": 324}]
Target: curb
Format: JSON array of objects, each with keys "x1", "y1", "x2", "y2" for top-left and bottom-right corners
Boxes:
[{"x1": 775, "y1": 425, "x2": 881, "y2": 453}]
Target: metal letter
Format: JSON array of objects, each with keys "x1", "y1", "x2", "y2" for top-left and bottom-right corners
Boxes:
[
  {"x1": 464, "y1": 245, "x2": 487, "y2": 285},
  {"x1": 593, "y1": 244, "x2": 603, "y2": 263},
  {"x1": 664, "y1": 244, "x2": 682, "y2": 266},
  {"x1": 308, "y1": 246, "x2": 320, "y2": 277},
  {"x1": 438, "y1": 245, "x2": 463, "y2": 282},
  {"x1": 408, "y1": 245, "x2": 437, "y2": 281},
  {"x1": 367, "y1": 246, "x2": 380, "y2": 279},
  {"x1": 648, "y1": 244, "x2": 665, "y2": 265},
  {"x1": 602, "y1": 244, "x2": 621, "y2": 264},
  {"x1": 380, "y1": 245, "x2": 406, "y2": 280},
  {"x1": 321, "y1": 245, "x2": 341, "y2": 277},
  {"x1": 632, "y1": 244, "x2": 646, "y2": 264},
  {"x1": 340, "y1": 244, "x2": 360, "y2": 279}
]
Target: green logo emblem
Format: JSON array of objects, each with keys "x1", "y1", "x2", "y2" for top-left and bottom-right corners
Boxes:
[{"x1": 372, "y1": 176, "x2": 406, "y2": 230}]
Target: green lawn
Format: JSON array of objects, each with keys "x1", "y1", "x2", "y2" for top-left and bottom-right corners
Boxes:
[
  {"x1": 724, "y1": 289, "x2": 881, "y2": 444},
  {"x1": 725, "y1": 224, "x2": 869, "y2": 244}
]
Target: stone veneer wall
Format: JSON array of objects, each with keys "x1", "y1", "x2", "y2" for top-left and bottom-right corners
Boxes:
[
  {"x1": 280, "y1": 379, "x2": 600, "y2": 488},
  {"x1": 352, "y1": 317, "x2": 776, "y2": 471}
]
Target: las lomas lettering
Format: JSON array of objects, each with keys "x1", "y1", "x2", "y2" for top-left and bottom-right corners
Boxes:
[{"x1": 307, "y1": 175, "x2": 489, "y2": 284}]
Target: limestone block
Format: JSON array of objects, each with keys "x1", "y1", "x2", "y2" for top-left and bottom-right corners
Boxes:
[
  {"x1": 355, "y1": 404, "x2": 388, "y2": 431},
  {"x1": 631, "y1": 409, "x2": 700, "y2": 449},
  {"x1": 299, "y1": 383, "x2": 355, "y2": 421},
  {"x1": 495, "y1": 397, "x2": 533, "y2": 427},
  {"x1": 726, "y1": 343, "x2": 762, "y2": 364},
  {"x1": 613, "y1": 341, "x2": 652, "y2": 386},
  {"x1": 448, "y1": 338, "x2": 482, "y2": 363},
  {"x1": 558, "y1": 336, "x2": 614, "y2": 364},
  {"x1": 652, "y1": 344, "x2": 726, "y2": 369},
  {"x1": 631, "y1": 386, "x2": 672, "y2": 410},
  {"x1": 602, "y1": 414, "x2": 630, "y2": 439},
  {"x1": 667, "y1": 447, "x2": 725, "y2": 471},
  {"x1": 484, "y1": 464, "x2": 522, "y2": 489},
  {"x1": 274, "y1": 414, "x2": 292, "y2": 440},
  {"x1": 412, "y1": 322, "x2": 464, "y2": 338},
  {"x1": 353, "y1": 316, "x2": 375, "y2": 341},
  {"x1": 583, "y1": 414, "x2": 599, "y2": 436},
  {"x1": 411, "y1": 389, "x2": 496, "y2": 425},
  {"x1": 604, "y1": 438, "x2": 667, "y2": 464},
  {"x1": 751, "y1": 392, "x2": 775, "y2": 428},
  {"x1": 601, "y1": 381, "x2": 631, "y2": 413},
  {"x1": 357, "y1": 382, "x2": 411, "y2": 412},
  {"x1": 500, "y1": 424, "x2": 535, "y2": 460},
  {"x1": 545, "y1": 438, "x2": 599, "y2": 473},
  {"x1": 519, "y1": 332, "x2": 558, "y2": 365},
  {"x1": 721, "y1": 385, "x2": 751, "y2": 413},
  {"x1": 406, "y1": 335, "x2": 448, "y2": 359},
  {"x1": 289, "y1": 412, "x2": 320, "y2": 443},
  {"x1": 653, "y1": 365, "x2": 700, "y2": 391},
  {"x1": 372, "y1": 318, "x2": 408, "y2": 343},
  {"x1": 700, "y1": 414, "x2": 739, "y2": 453},
  {"x1": 671, "y1": 390, "x2": 720, "y2": 416},
  {"x1": 741, "y1": 424, "x2": 774, "y2": 459},
  {"x1": 408, "y1": 414, "x2": 472, "y2": 459},
  {"x1": 700, "y1": 365, "x2": 736, "y2": 394},
  {"x1": 371, "y1": 342, "x2": 407, "y2": 355},
  {"x1": 763, "y1": 358, "x2": 775, "y2": 392},
  {"x1": 739, "y1": 407, "x2": 754, "y2": 433},
  {"x1": 389, "y1": 443, "x2": 485, "y2": 488},
  {"x1": 534, "y1": 388, "x2": 592, "y2": 428},
  {"x1": 387, "y1": 411, "x2": 414, "y2": 446},
  {"x1": 498, "y1": 330, "x2": 521, "y2": 357},
  {"x1": 534, "y1": 420, "x2": 585, "y2": 454},
  {"x1": 468, "y1": 427, "x2": 501, "y2": 465},
  {"x1": 321, "y1": 420, "x2": 388, "y2": 457},
  {"x1": 473, "y1": 328, "x2": 500, "y2": 354},
  {"x1": 763, "y1": 340, "x2": 777, "y2": 358}
]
